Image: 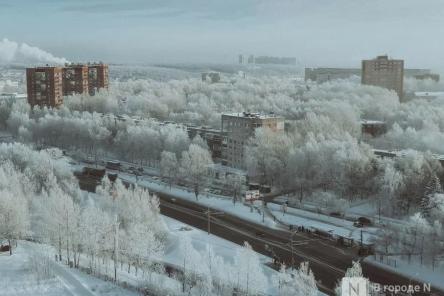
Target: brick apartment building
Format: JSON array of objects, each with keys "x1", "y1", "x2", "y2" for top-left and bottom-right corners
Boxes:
[
  {"x1": 362, "y1": 55, "x2": 404, "y2": 101},
  {"x1": 26, "y1": 63, "x2": 109, "y2": 108},
  {"x1": 88, "y1": 63, "x2": 109, "y2": 95},
  {"x1": 26, "y1": 66, "x2": 63, "y2": 108},
  {"x1": 221, "y1": 112, "x2": 284, "y2": 168},
  {"x1": 63, "y1": 64, "x2": 89, "y2": 96}
]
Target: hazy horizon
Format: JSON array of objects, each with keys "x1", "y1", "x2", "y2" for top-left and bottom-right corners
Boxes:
[{"x1": 0, "y1": 0, "x2": 443, "y2": 70}]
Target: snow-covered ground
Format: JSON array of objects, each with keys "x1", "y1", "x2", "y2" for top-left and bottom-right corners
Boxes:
[
  {"x1": 118, "y1": 172, "x2": 279, "y2": 229},
  {"x1": 99, "y1": 167, "x2": 381, "y2": 245},
  {"x1": 267, "y1": 203, "x2": 379, "y2": 245},
  {"x1": 365, "y1": 255, "x2": 444, "y2": 291},
  {"x1": 163, "y1": 216, "x2": 282, "y2": 296},
  {"x1": 0, "y1": 242, "x2": 139, "y2": 296}
]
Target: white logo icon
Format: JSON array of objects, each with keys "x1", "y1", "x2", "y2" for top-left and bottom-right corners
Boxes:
[{"x1": 342, "y1": 277, "x2": 369, "y2": 296}]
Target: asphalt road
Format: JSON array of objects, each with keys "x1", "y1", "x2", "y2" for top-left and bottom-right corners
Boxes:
[
  {"x1": 75, "y1": 172, "x2": 443, "y2": 296},
  {"x1": 157, "y1": 193, "x2": 443, "y2": 296}
]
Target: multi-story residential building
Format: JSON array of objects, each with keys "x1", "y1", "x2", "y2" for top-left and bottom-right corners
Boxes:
[
  {"x1": 62, "y1": 64, "x2": 89, "y2": 96},
  {"x1": 304, "y1": 68, "x2": 361, "y2": 83},
  {"x1": 414, "y1": 73, "x2": 440, "y2": 82},
  {"x1": 306, "y1": 66, "x2": 431, "y2": 85},
  {"x1": 362, "y1": 55, "x2": 404, "y2": 100},
  {"x1": 26, "y1": 66, "x2": 63, "y2": 108},
  {"x1": 27, "y1": 63, "x2": 109, "y2": 107},
  {"x1": 254, "y1": 56, "x2": 296, "y2": 65},
  {"x1": 187, "y1": 126, "x2": 226, "y2": 163},
  {"x1": 238, "y1": 54, "x2": 245, "y2": 65},
  {"x1": 88, "y1": 63, "x2": 109, "y2": 95},
  {"x1": 247, "y1": 55, "x2": 255, "y2": 64},
  {"x1": 221, "y1": 112, "x2": 285, "y2": 168}
]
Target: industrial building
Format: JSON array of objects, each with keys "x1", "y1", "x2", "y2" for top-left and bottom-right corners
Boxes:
[{"x1": 361, "y1": 55, "x2": 404, "y2": 100}]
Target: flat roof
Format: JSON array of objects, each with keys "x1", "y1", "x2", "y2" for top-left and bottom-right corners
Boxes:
[
  {"x1": 414, "y1": 91, "x2": 444, "y2": 97},
  {"x1": 361, "y1": 119, "x2": 386, "y2": 125},
  {"x1": 222, "y1": 112, "x2": 284, "y2": 120}
]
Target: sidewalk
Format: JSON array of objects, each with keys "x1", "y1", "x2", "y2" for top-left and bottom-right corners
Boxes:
[{"x1": 266, "y1": 203, "x2": 378, "y2": 245}]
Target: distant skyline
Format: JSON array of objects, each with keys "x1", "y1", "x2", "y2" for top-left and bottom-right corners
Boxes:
[{"x1": 1, "y1": 0, "x2": 443, "y2": 70}]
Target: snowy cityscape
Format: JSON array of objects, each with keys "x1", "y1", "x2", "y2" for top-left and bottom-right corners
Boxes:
[{"x1": 1, "y1": 1, "x2": 444, "y2": 296}]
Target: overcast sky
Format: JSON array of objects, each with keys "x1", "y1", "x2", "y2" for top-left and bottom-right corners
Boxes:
[{"x1": 1, "y1": 0, "x2": 443, "y2": 69}]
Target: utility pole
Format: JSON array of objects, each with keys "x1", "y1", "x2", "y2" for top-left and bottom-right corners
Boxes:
[
  {"x1": 204, "y1": 207, "x2": 224, "y2": 235},
  {"x1": 290, "y1": 231, "x2": 296, "y2": 269}
]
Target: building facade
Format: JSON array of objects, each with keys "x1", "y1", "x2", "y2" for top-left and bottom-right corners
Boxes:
[
  {"x1": 63, "y1": 64, "x2": 89, "y2": 96},
  {"x1": 221, "y1": 112, "x2": 284, "y2": 168},
  {"x1": 88, "y1": 63, "x2": 109, "y2": 95},
  {"x1": 304, "y1": 68, "x2": 361, "y2": 83},
  {"x1": 238, "y1": 54, "x2": 244, "y2": 65},
  {"x1": 414, "y1": 73, "x2": 440, "y2": 82},
  {"x1": 362, "y1": 55, "x2": 404, "y2": 100},
  {"x1": 187, "y1": 126, "x2": 226, "y2": 163},
  {"x1": 201, "y1": 72, "x2": 221, "y2": 83},
  {"x1": 26, "y1": 66, "x2": 63, "y2": 108}
]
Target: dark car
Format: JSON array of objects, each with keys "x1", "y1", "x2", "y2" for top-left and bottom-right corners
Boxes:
[
  {"x1": 357, "y1": 217, "x2": 372, "y2": 226},
  {"x1": 353, "y1": 221, "x2": 364, "y2": 228},
  {"x1": 255, "y1": 231, "x2": 265, "y2": 237}
]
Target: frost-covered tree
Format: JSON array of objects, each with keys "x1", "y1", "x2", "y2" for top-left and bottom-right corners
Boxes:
[
  {"x1": 160, "y1": 151, "x2": 179, "y2": 188},
  {"x1": 234, "y1": 242, "x2": 268, "y2": 295},
  {"x1": 273, "y1": 263, "x2": 318, "y2": 296},
  {"x1": 180, "y1": 144, "x2": 213, "y2": 200}
]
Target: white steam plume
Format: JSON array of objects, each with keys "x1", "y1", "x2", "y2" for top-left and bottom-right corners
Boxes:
[{"x1": 0, "y1": 38, "x2": 69, "y2": 65}]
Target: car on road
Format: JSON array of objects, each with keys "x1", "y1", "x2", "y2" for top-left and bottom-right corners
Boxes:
[
  {"x1": 353, "y1": 217, "x2": 372, "y2": 228},
  {"x1": 255, "y1": 231, "x2": 265, "y2": 237},
  {"x1": 353, "y1": 221, "x2": 364, "y2": 228}
]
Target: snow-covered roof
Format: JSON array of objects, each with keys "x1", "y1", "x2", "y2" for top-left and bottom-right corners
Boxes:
[
  {"x1": 361, "y1": 119, "x2": 386, "y2": 125},
  {"x1": 414, "y1": 91, "x2": 444, "y2": 97},
  {"x1": 222, "y1": 112, "x2": 283, "y2": 120}
]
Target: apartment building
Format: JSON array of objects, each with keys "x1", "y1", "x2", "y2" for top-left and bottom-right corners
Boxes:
[
  {"x1": 187, "y1": 126, "x2": 226, "y2": 163},
  {"x1": 221, "y1": 112, "x2": 284, "y2": 168},
  {"x1": 362, "y1": 55, "x2": 404, "y2": 100},
  {"x1": 88, "y1": 63, "x2": 109, "y2": 95},
  {"x1": 304, "y1": 68, "x2": 361, "y2": 83},
  {"x1": 62, "y1": 64, "x2": 89, "y2": 96},
  {"x1": 26, "y1": 66, "x2": 63, "y2": 108}
]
